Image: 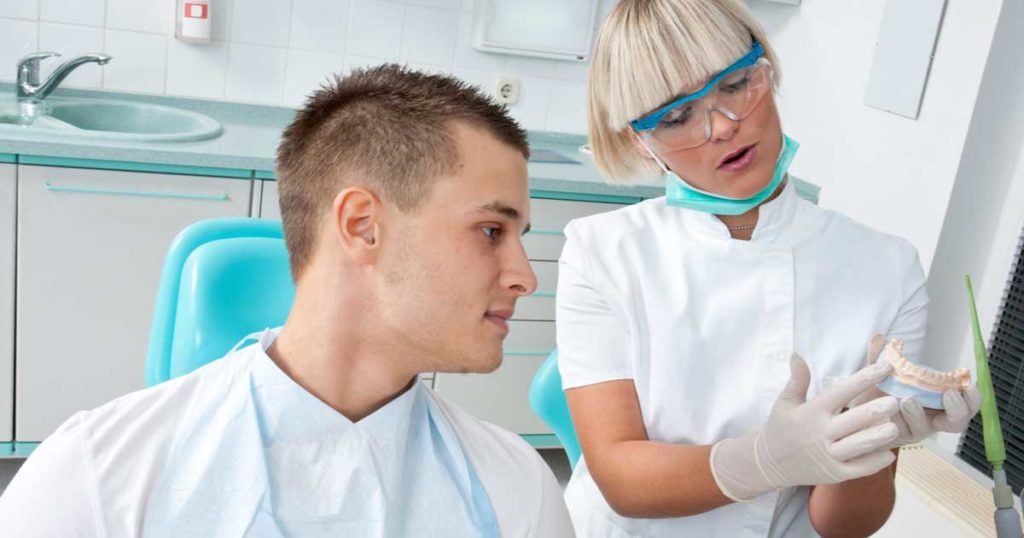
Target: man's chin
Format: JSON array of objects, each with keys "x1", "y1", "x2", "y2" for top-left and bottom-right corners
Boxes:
[{"x1": 437, "y1": 353, "x2": 503, "y2": 374}]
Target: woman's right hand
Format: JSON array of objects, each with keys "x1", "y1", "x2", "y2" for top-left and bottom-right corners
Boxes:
[
  {"x1": 848, "y1": 335, "x2": 982, "y2": 448},
  {"x1": 710, "y1": 355, "x2": 900, "y2": 501}
]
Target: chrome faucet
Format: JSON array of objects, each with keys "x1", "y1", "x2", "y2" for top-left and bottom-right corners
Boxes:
[{"x1": 16, "y1": 52, "x2": 112, "y2": 115}]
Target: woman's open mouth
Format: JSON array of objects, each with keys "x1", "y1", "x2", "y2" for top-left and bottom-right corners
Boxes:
[{"x1": 718, "y1": 144, "x2": 757, "y2": 172}]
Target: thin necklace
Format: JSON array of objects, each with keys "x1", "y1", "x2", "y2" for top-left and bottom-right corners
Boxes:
[{"x1": 726, "y1": 222, "x2": 757, "y2": 231}]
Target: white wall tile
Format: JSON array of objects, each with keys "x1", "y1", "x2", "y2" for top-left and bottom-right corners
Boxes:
[
  {"x1": 231, "y1": 0, "x2": 292, "y2": 47},
  {"x1": 38, "y1": 23, "x2": 104, "y2": 88},
  {"x1": 283, "y1": 49, "x2": 344, "y2": 106},
  {"x1": 106, "y1": 0, "x2": 173, "y2": 35},
  {"x1": 0, "y1": 0, "x2": 39, "y2": 21},
  {"x1": 166, "y1": 39, "x2": 228, "y2": 99},
  {"x1": 102, "y1": 30, "x2": 167, "y2": 93},
  {"x1": 453, "y1": 11, "x2": 504, "y2": 71},
  {"x1": 545, "y1": 79, "x2": 587, "y2": 134},
  {"x1": 505, "y1": 55, "x2": 556, "y2": 78},
  {"x1": 226, "y1": 43, "x2": 286, "y2": 103},
  {"x1": 289, "y1": 0, "x2": 349, "y2": 53},
  {"x1": 400, "y1": 5, "x2": 456, "y2": 66},
  {"x1": 407, "y1": 0, "x2": 459, "y2": 9},
  {"x1": 40, "y1": 0, "x2": 104, "y2": 27},
  {"x1": 9, "y1": 0, "x2": 592, "y2": 135},
  {"x1": 552, "y1": 59, "x2": 590, "y2": 81},
  {"x1": 405, "y1": 62, "x2": 450, "y2": 77},
  {"x1": 343, "y1": 54, "x2": 390, "y2": 74},
  {"x1": 452, "y1": 66, "x2": 498, "y2": 97},
  {"x1": 0, "y1": 18, "x2": 38, "y2": 82},
  {"x1": 346, "y1": 0, "x2": 403, "y2": 58},
  {"x1": 507, "y1": 75, "x2": 550, "y2": 131}
]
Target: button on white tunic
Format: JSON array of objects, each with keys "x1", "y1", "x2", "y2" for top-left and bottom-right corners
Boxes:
[
  {"x1": 0, "y1": 329, "x2": 573, "y2": 537},
  {"x1": 556, "y1": 180, "x2": 927, "y2": 537}
]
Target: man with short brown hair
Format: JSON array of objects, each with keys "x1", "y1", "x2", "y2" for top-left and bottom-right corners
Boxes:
[{"x1": 0, "y1": 65, "x2": 574, "y2": 537}]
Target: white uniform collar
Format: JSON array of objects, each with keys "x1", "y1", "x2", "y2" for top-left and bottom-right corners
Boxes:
[{"x1": 676, "y1": 178, "x2": 799, "y2": 244}]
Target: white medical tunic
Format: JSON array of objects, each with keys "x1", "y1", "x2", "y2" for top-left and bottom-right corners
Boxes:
[
  {"x1": 556, "y1": 180, "x2": 927, "y2": 537},
  {"x1": 0, "y1": 329, "x2": 572, "y2": 537}
]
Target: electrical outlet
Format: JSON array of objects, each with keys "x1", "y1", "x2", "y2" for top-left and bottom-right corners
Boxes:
[{"x1": 493, "y1": 75, "x2": 520, "y2": 105}]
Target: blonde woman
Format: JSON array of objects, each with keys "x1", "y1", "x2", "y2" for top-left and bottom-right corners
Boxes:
[{"x1": 555, "y1": 0, "x2": 981, "y2": 535}]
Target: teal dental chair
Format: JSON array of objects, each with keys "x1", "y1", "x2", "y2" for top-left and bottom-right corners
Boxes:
[
  {"x1": 529, "y1": 350, "x2": 582, "y2": 469},
  {"x1": 145, "y1": 218, "x2": 294, "y2": 386}
]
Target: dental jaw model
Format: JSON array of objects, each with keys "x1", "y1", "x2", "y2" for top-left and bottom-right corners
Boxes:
[{"x1": 876, "y1": 338, "x2": 972, "y2": 409}]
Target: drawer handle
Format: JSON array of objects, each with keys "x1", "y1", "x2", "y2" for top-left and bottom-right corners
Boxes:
[
  {"x1": 528, "y1": 229, "x2": 564, "y2": 236},
  {"x1": 44, "y1": 182, "x2": 230, "y2": 202},
  {"x1": 504, "y1": 349, "x2": 555, "y2": 357}
]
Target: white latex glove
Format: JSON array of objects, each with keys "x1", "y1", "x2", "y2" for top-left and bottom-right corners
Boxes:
[
  {"x1": 710, "y1": 354, "x2": 900, "y2": 501},
  {"x1": 848, "y1": 335, "x2": 983, "y2": 448}
]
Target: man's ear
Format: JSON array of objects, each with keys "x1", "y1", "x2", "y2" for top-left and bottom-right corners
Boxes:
[{"x1": 331, "y1": 187, "x2": 381, "y2": 264}]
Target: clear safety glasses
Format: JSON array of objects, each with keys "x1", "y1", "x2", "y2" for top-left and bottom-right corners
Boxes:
[{"x1": 629, "y1": 42, "x2": 773, "y2": 153}]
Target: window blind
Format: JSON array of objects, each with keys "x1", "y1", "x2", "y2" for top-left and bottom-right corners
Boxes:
[{"x1": 959, "y1": 226, "x2": 1024, "y2": 493}]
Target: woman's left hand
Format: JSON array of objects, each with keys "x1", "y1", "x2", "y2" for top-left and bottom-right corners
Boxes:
[{"x1": 847, "y1": 335, "x2": 983, "y2": 447}]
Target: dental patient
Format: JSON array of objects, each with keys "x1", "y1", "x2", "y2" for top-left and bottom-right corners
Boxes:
[{"x1": 0, "y1": 65, "x2": 573, "y2": 537}]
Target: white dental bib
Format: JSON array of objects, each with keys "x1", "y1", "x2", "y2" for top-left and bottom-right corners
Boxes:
[{"x1": 0, "y1": 328, "x2": 573, "y2": 537}]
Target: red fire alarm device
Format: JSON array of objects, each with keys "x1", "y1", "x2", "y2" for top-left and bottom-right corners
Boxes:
[
  {"x1": 176, "y1": 0, "x2": 211, "y2": 43},
  {"x1": 185, "y1": 3, "x2": 208, "y2": 19}
]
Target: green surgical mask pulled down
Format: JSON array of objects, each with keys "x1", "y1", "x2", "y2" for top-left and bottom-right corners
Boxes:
[{"x1": 664, "y1": 133, "x2": 799, "y2": 216}]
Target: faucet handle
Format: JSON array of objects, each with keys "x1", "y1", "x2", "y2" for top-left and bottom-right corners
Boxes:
[
  {"x1": 19, "y1": 51, "x2": 61, "y2": 63},
  {"x1": 17, "y1": 52, "x2": 62, "y2": 86}
]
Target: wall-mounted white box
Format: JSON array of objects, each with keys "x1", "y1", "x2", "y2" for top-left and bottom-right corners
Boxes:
[
  {"x1": 864, "y1": 0, "x2": 947, "y2": 119},
  {"x1": 472, "y1": 0, "x2": 600, "y2": 62}
]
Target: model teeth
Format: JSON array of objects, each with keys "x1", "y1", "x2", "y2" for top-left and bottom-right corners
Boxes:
[{"x1": 881, "y1": 337, "x2": 972, "y2": 392}]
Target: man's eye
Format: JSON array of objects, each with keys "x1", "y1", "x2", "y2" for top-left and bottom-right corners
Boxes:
[{"x1": 482, "y1": 226, "x2": 502, "y2": 240}]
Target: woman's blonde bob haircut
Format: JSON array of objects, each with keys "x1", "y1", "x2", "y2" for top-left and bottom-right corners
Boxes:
[{"x1": 588, "y1": 0, "x2": 780, "y2": 183}]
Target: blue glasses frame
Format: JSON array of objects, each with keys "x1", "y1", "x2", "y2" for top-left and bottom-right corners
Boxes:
[{"x1": 630, "y1": 42, "x2": 765, "y2": 132}]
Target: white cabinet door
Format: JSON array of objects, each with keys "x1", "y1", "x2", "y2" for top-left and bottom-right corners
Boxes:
[
  {"x1": 523, "y1": 198, "x2": 624, "y2": 261},
  {"x1": 15, "y1": 166, "x2": 252, "y2": 441},
  {"x1": 0, "y1": 165, "x2": 14, "y2": 443},
  {"x1": 435, "y1": 353, "x2": 552, "y2": 434},
  {"x1": 434, "y1": 320, "x2": 556, "y2": 434},
  {"x1": 515, "y1": 261, "x2": 557, "y2": 321},
  {"x1": 260, "y1": 180, "x2": 280, "y2": 220}
]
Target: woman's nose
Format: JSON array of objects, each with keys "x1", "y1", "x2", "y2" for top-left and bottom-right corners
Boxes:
[{"x1": 708, "y1": 107, "x2": 739, "y2": 143}]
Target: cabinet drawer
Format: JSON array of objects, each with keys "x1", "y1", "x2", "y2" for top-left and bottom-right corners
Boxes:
[
  {"x1": 425, "y1": 320, "x2": 555, "y2": 434},
  {"x1": 515, "y1": 262, "x2": 557, "y2": 321},
  {"x1": 505, "y1": 320, "x2": 555, "y2": 353},
  {"x1": 529, "y1": 198, "x2": 624, "y2": 231},
  {"x1": 260, "y1": 181, "x2": 280, "y2": 220},
  {"x1": 524, "y1": 198, "x2": 624, "y2": 261},
  {"x1": 433, "y1": 353, "x2": 551, "y2": 434},
  {"x1": 522, "y1": 234, "x2": 566, "y2": 263},
  {"x1": 0, "y1": 165, "x2": 13, "y2": 442},
  {"x1": 15, "y1": 166, "x2": 253, "y2": 441}
]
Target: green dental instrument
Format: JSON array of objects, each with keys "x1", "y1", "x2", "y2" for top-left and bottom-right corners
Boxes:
[{"x1": 966, "y1": 274, "x2": 1022, "y2": 537}]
